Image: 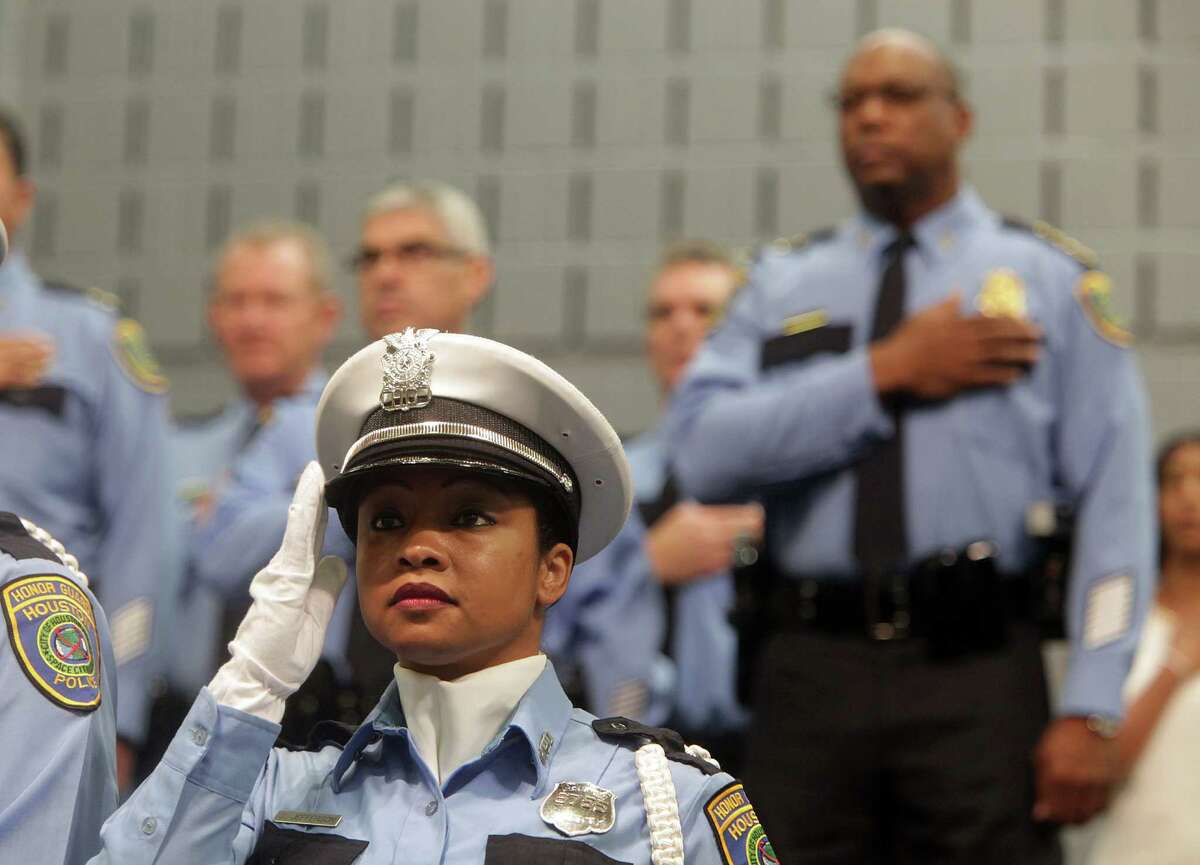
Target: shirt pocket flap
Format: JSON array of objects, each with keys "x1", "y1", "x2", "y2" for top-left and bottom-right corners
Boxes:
[
  {"x1": 485, "y1": 834, "x2": 633, "y2": 865},
  {"x1": 760, "y1": 326, "x2": 852, "y2": 371},
  {"x1": 247, "y1": 823, "x2": 369, "y2": 865}
]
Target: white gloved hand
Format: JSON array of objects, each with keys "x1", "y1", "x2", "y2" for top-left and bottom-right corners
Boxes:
[{"x1": 208, "y1": 461, "x2": 350, "y2": 723}]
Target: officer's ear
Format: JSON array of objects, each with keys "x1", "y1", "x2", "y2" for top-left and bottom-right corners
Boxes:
[
  {"x1": 536, "y1": 542, "x2": 573, "y2": 609},
  {"x1": 4, "y1": 176, "x2": 34, "y2": 235}
]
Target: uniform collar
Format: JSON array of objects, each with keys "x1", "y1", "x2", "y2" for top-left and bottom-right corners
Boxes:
[
  {"x1": 853, "y1": 185, "x2": 988, "y2": 263},
  {"x1": 330, "y1": 658, "x2": 574, "y2": 796}
]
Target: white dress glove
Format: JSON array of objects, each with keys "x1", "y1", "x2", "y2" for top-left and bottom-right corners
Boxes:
[{"x1": 208, "y1": 461, "x2": 350, "y2": 723}]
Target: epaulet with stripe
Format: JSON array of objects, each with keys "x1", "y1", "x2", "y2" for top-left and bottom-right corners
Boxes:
[
  {"x1": 1001, "y1": 217, "x2": 1100, "y2": 270},
  {"x1": 765, "y1": 226, "x2": 836, "y2": 255},
  {"x1": 173, "y1": 404, "x2": 228, "y2": 429},
  {"x1": 592, "y1": 716, "x2": 722, "y2": 776},
  {"x1": 41, "y1": 278, "x2": 121, "y2": 312}
]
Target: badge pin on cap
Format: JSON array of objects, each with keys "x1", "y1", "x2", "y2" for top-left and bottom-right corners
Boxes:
[{"x1": 380, "y1": 327, "x2": 437, "y2": 412}]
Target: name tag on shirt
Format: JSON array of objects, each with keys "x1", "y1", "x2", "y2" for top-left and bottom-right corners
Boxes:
[{"x1": 273, "y1": 810, "x2": 343, "y2": 829}]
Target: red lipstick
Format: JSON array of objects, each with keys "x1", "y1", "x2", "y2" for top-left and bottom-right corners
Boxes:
[{"x1": 390, "y1": 582, "x2": 455, "y2": 610}]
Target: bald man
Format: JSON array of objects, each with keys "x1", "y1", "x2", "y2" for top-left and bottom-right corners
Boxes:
[{"x1": 667, "y1": 29, "x2": 1152, "y2": 863}]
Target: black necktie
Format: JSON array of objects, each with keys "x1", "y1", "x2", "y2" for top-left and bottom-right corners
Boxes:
[
  {"x1": 639, "y1": 474, "x2": 681, "y2": 658},
  {"x1": 853, "y1": 234, "x2": 912, "y2": 574}
]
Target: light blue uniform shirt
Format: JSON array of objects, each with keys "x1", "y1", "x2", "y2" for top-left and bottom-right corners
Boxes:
[
  {"x1": 91, "y1": 663, "x2": 753, "y2": 864},
  {"x1": 0, "y1": 252, "x2": 170, "y2": 742},
  {"x1": 167, "y1": 370, "x2": 327, "y2": 692},
  {"x1": 191, "y1": 392, "x2": 356, "y2": 674},
  {"x1": 1, "y1": 548, "x2": 119, "y2": 865},
  {"x1": 546, "y1": 425, "x2": 746, "y2": 734},
  {"x1": 667, "y1": 188, "x2": 1154, "y2": 720}
]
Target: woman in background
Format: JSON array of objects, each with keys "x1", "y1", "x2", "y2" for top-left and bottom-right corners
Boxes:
[{"x1": 1089, "y1": 432, "x2": 1200, "y2": 865}]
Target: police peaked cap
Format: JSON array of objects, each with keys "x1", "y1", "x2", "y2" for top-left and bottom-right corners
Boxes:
[{"x1": 316, "y1": 329, "x2": 632, "y2": 563}]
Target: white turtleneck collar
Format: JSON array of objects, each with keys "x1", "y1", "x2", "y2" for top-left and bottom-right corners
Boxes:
[{"x1": 392, "y1": 653, "x2": 547, "y2": 786}]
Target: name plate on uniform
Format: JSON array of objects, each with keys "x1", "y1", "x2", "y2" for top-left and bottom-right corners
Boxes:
[{"x1": 273, "y1": 810, "x2": 343, "y2": 829}]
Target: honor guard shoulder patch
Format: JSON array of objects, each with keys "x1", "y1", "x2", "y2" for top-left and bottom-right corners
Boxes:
[
  {"x1": 1075, "y1": 270, "x2": 1132, "y2": 347},
  {"x1": 3, "y1": 573, "x2": 103, "y2": 711},
  {"x1": 112, "y1": 317, "x2": 169, "y2": 393},
  {"x1": 705, "y1": 782, "x2": 777, "y2": 865}
]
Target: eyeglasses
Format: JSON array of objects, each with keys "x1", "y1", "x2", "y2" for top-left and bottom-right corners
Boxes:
[
  {"x1": 830, "y1": 83, "x2": 957, "y2": 114},
  {"x1": 347, "y1": 241, "x2": 468, "y2": 272}
]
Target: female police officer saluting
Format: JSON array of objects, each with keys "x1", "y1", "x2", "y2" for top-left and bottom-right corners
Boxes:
[{"x1": 90, "y1": 329, "x2": 774, "y2": 865}]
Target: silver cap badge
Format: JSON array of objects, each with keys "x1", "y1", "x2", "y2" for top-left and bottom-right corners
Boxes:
[
  {"x1": 380, "y1": 328, "x2": 438, "y2": 412},
  {"x1": 540, "y1": 781, "x2": 617, "y2": 837}
]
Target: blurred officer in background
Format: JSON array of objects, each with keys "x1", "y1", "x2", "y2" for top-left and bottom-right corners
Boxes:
[
  {"x1": 145, "y1": 222, "x2": 341, "y2": 768},
  {"x1": 668, "y1": 30, "x2": 1153, "y2": 863},
  {"x1": 192, "y1": 179, "x2": 494, "y2": 740},
  {"x1": 0, "y1": 515, "x2": 118, "y2": 865},
  {"x1": 0, "y1": 108, "x2": 170, "y2": 791},
  {"x1": 545, "y1": 241, "x2": 759, "y2": 771}
]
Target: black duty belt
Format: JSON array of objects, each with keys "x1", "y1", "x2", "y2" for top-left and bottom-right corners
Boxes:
[{"x1": 768, "y1": 542, "x2": 1035, "y2": 654}]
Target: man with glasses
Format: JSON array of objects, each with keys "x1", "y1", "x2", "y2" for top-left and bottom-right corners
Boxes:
[
  {"x1": 193, "y1": 181, "x2": 493, "y2": 739},
  {"x1": 667, "y1": 29, "x2": 1152, "y2": 863}
]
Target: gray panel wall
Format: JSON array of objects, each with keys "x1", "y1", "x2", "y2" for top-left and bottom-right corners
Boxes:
[{"x1": 3, "y1": 0, "x2": 1199, "y2": 439}]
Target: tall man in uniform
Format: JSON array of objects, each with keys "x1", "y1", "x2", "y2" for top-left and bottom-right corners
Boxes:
[
  {"x1": 545, "y1": 241, "x2": 760, "y2": 763},
  {"x1": 668, "y1": 31, "x2": 1153, "y2": 863},
  {"x1": 192, "y1": 180, "x2": 494, "y2": 735},
  {"x1": 0, "y1": 109, "x2": 170, "y2": 790}
]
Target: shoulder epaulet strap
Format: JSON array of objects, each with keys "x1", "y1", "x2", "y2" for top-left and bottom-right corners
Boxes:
[
  {"x1": 0, "y1": 513, "x2": 88, "y2": 585},
  {"x1": 0, "y1": 512, "x2": 59, "y2": 562},
  {"x1": 592, "y1": 716, "x2": 722, "y2": 776},
  {"x1": 1001, "y1": 217, "x2": 1100, "y2": 270},
  {"x1": 761, "y1": 226, "x2": 836, "y2": 257},
  {"x1": 41, "y1": 278, "x2": 121, "y2": 311},
  {"x1": 173, "y1": 404, "x2": 228, "y2": 429}
]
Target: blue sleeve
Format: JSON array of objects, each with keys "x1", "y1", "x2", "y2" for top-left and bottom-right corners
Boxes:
[
  {"x1": 667, "y1": 257, "x2": 892, "y2": 503},
  {"x1": 1052, "y1": 267, "x2": 1155, "y2": 719},
  {"x1": 550, "y1": 515, "x2": 672, "y2": 724},
  {"x1": 192, "y1": 419, "x2": 297, "y2": 598},
  {"x1": 192, "y1": 408, "x2": 353, "y2": 600},
  {"x1": 94, "y1": 332, "x2": 172, "y2": 744},
  {"x1": 90, "y1": 689, "x2": 276, "y2": 865},
  {"x1": 0, "y1": 555, "x2": 119, "y2": 865}
]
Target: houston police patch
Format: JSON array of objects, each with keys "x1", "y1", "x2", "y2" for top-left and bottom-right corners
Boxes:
[
  {"x1": 705, "y1": 782, "x2": 778, "y2": 865},
  {"x1": 2, "y1": 574, "x2": 102, "y2": 711}
]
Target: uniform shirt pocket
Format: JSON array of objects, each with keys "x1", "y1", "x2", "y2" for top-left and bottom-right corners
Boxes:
[
  {"x1": 246, "y1": 822, "x2": 369, "y2": 865},
  {"x1": 0, "y1": 384, "x2": 67, "y2": 418},
  {"x1": 484, "y1": 834, "x2": 633, "y2": 865},
  {"x1": 759, "y1": 325, "x2": 852, "y2": 371}
]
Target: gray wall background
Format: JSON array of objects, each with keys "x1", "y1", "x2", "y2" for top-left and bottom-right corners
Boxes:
[{"x1": 1, "y1": 0, "x2": 1198, "y2": 440}]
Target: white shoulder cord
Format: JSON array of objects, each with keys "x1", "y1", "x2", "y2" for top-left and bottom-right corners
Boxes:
[
  {"x1": 19, "y1": 517, "x2": 89, "y2": 587},
  {"x1": 635, "y1": 743, "x2": 685, "y2": 865},
  {"x1": 634, "y1": 741, "x2": 722, "y2": 865}
]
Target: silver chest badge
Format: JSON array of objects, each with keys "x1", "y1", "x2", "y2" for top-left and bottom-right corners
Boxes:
[
  {"x1": 380, "y1": 327, "x2": 438, "y2": 412},
  {"x1": 540, "y1": 781, "x2": 617, "y2": 837}
]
